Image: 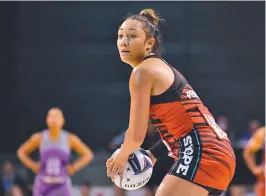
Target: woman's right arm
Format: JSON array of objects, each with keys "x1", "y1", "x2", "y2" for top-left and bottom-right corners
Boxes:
[
  {"x1": 243, "y1": 127, "x2": 265, "y2": 176},
  {"x1": 17, "y1": 133, "x2": 41, "y2": 173}
]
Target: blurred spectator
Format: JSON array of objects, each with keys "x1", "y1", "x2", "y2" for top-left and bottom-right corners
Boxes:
[
  {"x1": 238, "y1": 120, "x2": 261, "y2": 147},
  {"x1": 80, "y1": 181, "x2": 91, "y2": 196},
  {"x1": 10, "y1": 185, "x2": 24, "y2": 196},
  {"x1": 113, "y1": 184, "x2": 125, "y2": 196},
  {"x1": 229, "y1": 185, "x2": 255, "y2": 196},
  {"x1": 108, "y1": 131, "x2": 126, "y2": 152},
  {"x1": 216, "y1": 115, "x2": 235, "y2": 143},
  {"x1": 141, "y1": 123, "x2": 160, "y2": 149},
  {"x1": 108, "y1": 132, "x2": 126, "y2": 196},
  {"x1": 142, "y1": 124, "x2": 160, "y2": 196},
  {"x1": 145, "y1": 185, "x2": 157, "y2": 196},
  {"x1": 108, "y1": 123, "x2": 159, "y2": 152},
  {"x1": 0, "y1": 160, "x2": 28, "y2": 196},
  {"x1": 216, "y1": 115, "x2": 229, "y2": 132}
]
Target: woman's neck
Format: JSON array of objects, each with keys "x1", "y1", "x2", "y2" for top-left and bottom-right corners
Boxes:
[
  {"x1": 49, "y1": 127, "x2": 61, "y2": 140},
  {"x1": 130, "y1": 53, "x2": 156, "y2": 68}
]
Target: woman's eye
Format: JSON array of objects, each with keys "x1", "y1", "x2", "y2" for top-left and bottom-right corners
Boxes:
[{"x1": 130, "y1": 35, "x2": 136, "y2": 38}]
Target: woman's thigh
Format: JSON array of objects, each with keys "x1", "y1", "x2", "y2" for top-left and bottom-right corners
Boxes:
[{"x1": 155, "y1": 174, "x2": 208, "y2": 196}]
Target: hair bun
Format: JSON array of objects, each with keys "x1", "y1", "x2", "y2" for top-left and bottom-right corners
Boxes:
[{"x1": 139, "y1": 9, "x2": 160, "y2": 25}]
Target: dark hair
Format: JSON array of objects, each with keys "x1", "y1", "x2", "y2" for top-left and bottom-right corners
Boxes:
[
  {"x1": 48, "y1": 107, "x2": 64, "y2": 115},
  {"x1": 126, "y1": 9, "x2": 163, "y2": 56},
  {"x1": 82, "y1": 181, "x2": 91, "y2": 187}
]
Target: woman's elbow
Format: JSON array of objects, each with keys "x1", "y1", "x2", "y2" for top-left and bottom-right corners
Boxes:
[
  {"x1": 17, "y1": 149, "x2": 24, "y2": 160},
  {"x1": 242, "y1": 148, "x2": 250, "y2": 159},
  {"x1": 85, "y1": 149, "x2": 94, "y2": 162},
  {"x1": 89, "y1": 151, "x2": 94, "y2": 161}
]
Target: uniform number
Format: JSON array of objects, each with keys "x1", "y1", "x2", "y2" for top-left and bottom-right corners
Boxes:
[{"x1": 46, "y1": 157, "x2": 61, "y2": 176}]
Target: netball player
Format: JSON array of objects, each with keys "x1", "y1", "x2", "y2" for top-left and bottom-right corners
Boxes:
[
  {"x1": 243, "y1": 126, "x2": 265, "y2": 196},
  {"x1": 106, "y1": 8, "x2": 236, "y2": 196},
  {"x1": 17, "y1": 108, "x2": 94, "y2": 196}
]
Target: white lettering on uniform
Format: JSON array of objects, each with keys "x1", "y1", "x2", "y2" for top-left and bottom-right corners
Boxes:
[
  {"x1": 176, "y1": 135, "x2": 194, "y2": 176},
  {"x1": 186, "y1": 90, "x2": 199, "y2": 99}
]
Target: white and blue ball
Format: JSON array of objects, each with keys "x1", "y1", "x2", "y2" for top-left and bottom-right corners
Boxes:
[{"x1": 111, "y1": 148, "x2": 153, "y2": 190}]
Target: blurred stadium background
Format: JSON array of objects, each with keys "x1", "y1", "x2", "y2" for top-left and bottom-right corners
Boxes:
[{"x1": 0, "y1": 1, "x2": 264, "y2": 196}]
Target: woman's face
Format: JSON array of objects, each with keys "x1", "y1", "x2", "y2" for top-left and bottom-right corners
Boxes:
[
  {"x1": 117, "y1": 19, "x2": 149, "y2": 66},
  {"x1": 46, "y1": 108, "x2": 64, "y2": 129}
]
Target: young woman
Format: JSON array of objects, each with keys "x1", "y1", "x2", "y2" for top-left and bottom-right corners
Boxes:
[
  {"x1": 243, "y1": 126, "x2": 265, "y2": 196},
  {"x1": 106, "y1": 8, "x2": 236, "y2": 196},
  {"x1": 17, "y1": 108, "x2": 94, "y2": 196}
]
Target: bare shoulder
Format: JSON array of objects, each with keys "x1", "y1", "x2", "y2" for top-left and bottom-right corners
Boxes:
[
  {"x1": 131, "y1": 65, "x2": 151, "y2": 78},
  {"x1": 138, "y1": 57, "x2": 162, "y2": 71},
  {"x1": 68, "y1": 132, "x2": 80, "y2": 141},
  {"x1": 131, "y1": 58, "x2": 162, "y2": 81},
  {"x1": 31, "y1": 132, "x2": 42, "y2": 140},
  {"x1": 26, "y1": 132, "x2": 42, "y2": 145},
  {"x1": 130, "y1": 66, "x2": 154, "y2": 88}
]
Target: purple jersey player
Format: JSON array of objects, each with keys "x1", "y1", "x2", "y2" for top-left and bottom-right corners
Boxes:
[{"x1": 17, "y1": 108, "x2": 94, "y2": 196}]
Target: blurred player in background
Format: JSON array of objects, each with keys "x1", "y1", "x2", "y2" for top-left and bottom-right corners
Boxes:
[
  {"x1": 80, "y1": 181, "x2": 92, "y2": 196},
  {"x1": 243, "y1": 126, "x2": 265, "y2": 196},
  {"x1": 17, "y1": 108, "x2": 94, "y2": 196}
]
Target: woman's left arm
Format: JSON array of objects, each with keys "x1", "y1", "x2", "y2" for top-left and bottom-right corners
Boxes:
[
  {"x1": 120, "y1": 66, "x2": 154, "y2": 157},
  {"x1": 68, "y1": 134, "x2": 94, "y2": 175},
  {"x1": 106, "y1": 66, "x2": 154, "y2": 181}
]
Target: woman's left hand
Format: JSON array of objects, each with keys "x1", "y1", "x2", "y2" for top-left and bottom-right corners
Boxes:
[
  {"x1": 66, "y1": 164, "x2": 76, "y2": 176},
  {"x1": 106, "y1": 152, "x2": 129, "y2": 183}
]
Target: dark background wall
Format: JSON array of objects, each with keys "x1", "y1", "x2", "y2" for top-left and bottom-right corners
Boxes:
[{"x1": 0, "y1": 1, "x2": 264, "y2": 153}]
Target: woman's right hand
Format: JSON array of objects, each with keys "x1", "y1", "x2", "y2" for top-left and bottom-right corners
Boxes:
[
  {"x1": 252, "y1": 165, "x2": 264, "y2": 176},
  {"x1": 31, "y1": 162, "x2": 40, "y2": 173},
  {"x1": 146, "y1": 150, "x2": 157, "y2": 165}
]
